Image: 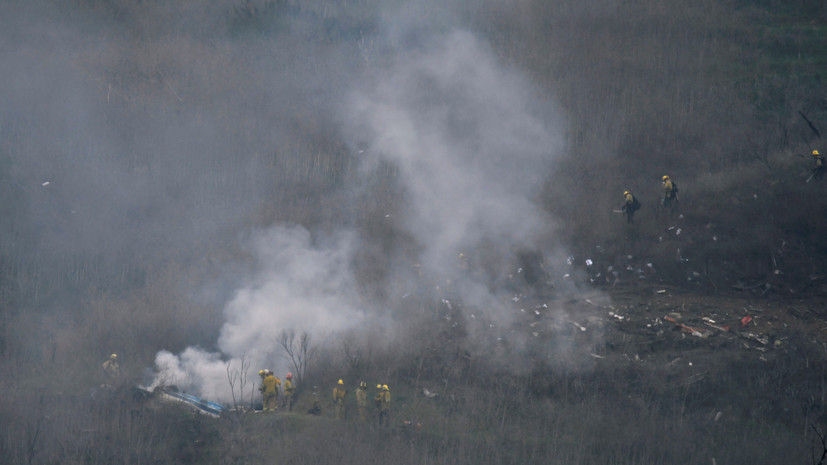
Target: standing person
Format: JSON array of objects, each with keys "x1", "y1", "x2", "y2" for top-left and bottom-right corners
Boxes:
[
  {"x1": 379, "y1": 384, "x2": 391, "y2": 426},
  {"x1": 307, "y1": 386, "x2": 321, "y2": 415},
  {"x1": 260, "y1": 370, "x2": 278, "y2": 412},
  {"x1": 355, "y1": 381, "x2": 368, "y2": 422},
  {"x1": 272, "y1": 372, "x2": 282, "y2": 409},
  {"x1": 283, "y1": 372, "x2": 295, "y2": 411},
  {"x1": 101, "y1": 353, "x2": 120, "y2": 387},
  {"x1": 811, "y1": 150, "x2": 824, "y2": 181},
  {"x1": 332, "y1": 379, "x2": 347, "y2": 419},
  {"x1": 621, "y1": 190, "x2": 640, "y2": 224},
  {"x1": 374, "y1": 384, "x2": 383, "y2": 422},
  {"x1": 661, "y1": 175, "x2": 679, "y2": 211}
]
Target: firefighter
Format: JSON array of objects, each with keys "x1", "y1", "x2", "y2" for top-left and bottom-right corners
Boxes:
[
  {"x1": 101, "y1": 353, "x2": 119, "y2": 387},
  {"x1": 307, "y1": 386, "x2": 321, "y2": 415},
  {"x1": 812, "y1": 150, "x2": 824, "y2": 181},
  {"x1": 379, "y1": 384, "x2": 391, "y2": 426},
  {"x1": 283, "y1": 372, "x2": 295, "y2": 411},
  {"x1": 661, "y1": 175, "x2": 678, "y2": 210},
  {"x1": 355, "y1": 381, "x2": 368, "y2": 422},
  {"x1": 621, "y1": 190, "x2": 640, "y2": 224},
  {"x1": 332, "y1": 379, "x2": 347, "y2": 419},
  {"x1": 260, "y1": 370, "x2": 278, "y2": 412},
  {"x1": 374, "y1": 384, "x2": 383, "y2": 421},
  {"x1": 273, "y1": 372, "x2": 282, "y2": 409}
]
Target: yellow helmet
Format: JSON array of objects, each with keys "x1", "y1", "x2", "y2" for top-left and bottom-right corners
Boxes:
[
  {"x1": 259, "y1": 370, "x2": 265, "y2": 376},
  {"x1": 376, "y1": 384, "x2": 382, "y2": 389},
  {"x1": 623, "y1": 190, "x2": 630, "y2": 196},
  {"x1": 382, "y1": 384, "x2": 389, "y2": 391},
  {"x1": 338, "y1": 379, "x2": 343, "y2": 385},
  {"x1": 662, "y1": 175, "x2": 670, "y2": 181},
  {"x1": 814, "y1": 150, "x2": 820, "y2": 156},
  {"x1": 110, "y1": 353, "x2": 117, "y2": 359}
]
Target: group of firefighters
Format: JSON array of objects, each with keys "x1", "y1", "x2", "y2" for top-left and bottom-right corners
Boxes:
[
  {"x1": 621, "y1": 150, "x2": 823, "y2": 224},
  {"x1": 620, "y1": 174, "x2": 678, "y2": 224},
  {"x1": 259, "y1": 372, "x2": 392, "y2": 424},
  {"x1": 257, "y1": 369, "x2": 296, "y2": 412}
]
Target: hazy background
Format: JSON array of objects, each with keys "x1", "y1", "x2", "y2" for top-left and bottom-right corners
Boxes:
[{"x1": 1, "y1": 0, "x2": 826, "y2": 463}]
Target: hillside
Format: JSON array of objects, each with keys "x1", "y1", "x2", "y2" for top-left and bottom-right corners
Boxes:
[{"x1": 1, "y1": 0, "x2": 826, "y2": 464}]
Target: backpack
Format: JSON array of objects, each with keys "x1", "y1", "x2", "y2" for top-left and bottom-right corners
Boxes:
[{"x1": 630, "y1": 196, "x2": 641, "y2": 212}]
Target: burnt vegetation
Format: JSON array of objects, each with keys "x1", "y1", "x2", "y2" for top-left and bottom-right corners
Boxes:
[{"x1": 1, "y1": 0, "x2": 827, "y2": 464}]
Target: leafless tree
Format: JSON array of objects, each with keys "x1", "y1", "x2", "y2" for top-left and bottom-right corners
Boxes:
[
  {"x1": 226, "y1": 356, "x2": 253, "y2": 427},
  {"x1": 277, "y1": 329, "x2": 312, "y2": 385}
]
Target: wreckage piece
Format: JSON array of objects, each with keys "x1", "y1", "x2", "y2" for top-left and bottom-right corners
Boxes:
[
  {"x1": 663, "y1": 315, "x2": 710, "y2": 338},
  {"x1": 137, "y1": 385, "x2": 224, "y2": 417}
]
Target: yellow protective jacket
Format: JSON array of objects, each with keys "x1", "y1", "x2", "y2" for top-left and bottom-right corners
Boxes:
[
  {"x1": 380, "y1": 390, "x2": 391, "y2": 411},
  {"x1": 284, "y1": 379, "x2": 295, "y2": 396},
  {"x1": 663, "y1": 180, "x2": 675, "y2": 199},
  {"x1": 333, "y1": 386, "x2": 346, "y2": 402},
  {"x1": 262, "y1": 375, "x2": 278, "y2": 394}
]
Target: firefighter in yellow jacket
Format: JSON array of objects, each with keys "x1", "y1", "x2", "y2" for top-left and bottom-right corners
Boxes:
[
  {"x1": 260, "y1": 370, "x2": 279, "y2": 412},
  {"x1": 283, "y1": 372, "x2": 295, "y2": 411},
  {"x1": 374, "y1": 384, "x2": 383, "y2": 419},
  {"x1": 661, "y1": 175, "x2": 678, "y2": 209},
  {"x1": 379, "y1": 384, "x2": 391, "y2": 426},
  {"x1": 355, "y1": 381, "x2": 368, "y2": 422},
  {"x1": 332, "y1": 379, "x2": 347, "y2": 419},
  {"x1": 101, "y1": 353, "x2": 119, "y2": 387}
]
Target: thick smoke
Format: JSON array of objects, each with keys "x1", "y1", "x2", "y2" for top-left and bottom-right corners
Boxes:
[
  {"x1": 153, "y1": 29, "x2": 567, "y2": 397},
  {"x1": 347, "y1": 30, "x2": 563, "y2": 276},
  {"x1": 151, "y1": 225, "x2": 366, "y2": 399}
]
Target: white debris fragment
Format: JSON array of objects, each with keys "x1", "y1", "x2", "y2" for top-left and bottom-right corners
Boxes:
[
  {"x1": 534, "y1": 310, "x2": 540, "y2": 315},
  {"x1": 679, "y1": 214, "x2": 684, "y2": 219},
  {"x1": 470, "y1": 314, "x2": 475, "y2": 319},
  {"x1": 570, "y1": 321, "x2": 586, "y2": 332},
  {"x1": 563, "y1": 273, "x2": 570, "y2": 278},
  {"x1": 608, "y1": 312, "x2": 625, "y2": 320},
  {"x1": 713, "y1": 235, "x2": 717, "y2": 241},
  {"x1": 402, "y1": 293, "x2": 410, "y2": 299},
  {"x1": 647, "y1": 263, "x2": 653, "y2": 268},
  {"x1": 656, "y1": 289, "x2": 666, "y2": 294},
  {"x1": 627, "y1": 255, "x2": 633, "y2": 260},
  {"x1": 541, "y1": 304, "x2": 548, "y2": 309},
  {"x1": 441, "y1": 299, "x2": 452, "y2": 310},
  {"x1": 589, "y1": 353, "x2": 604, "y2": 359},
  {"x1": 567, "y1": 256, "x2": 574, "y2": 265},
  {"x1": 512, "y1": 296, "x2": 520, "y2": 302},
  {"x1": 585, "y1": 299, "x2": 595, "y2": 305},
  {"x1": 585, "y1": 259, "x2": 593, "y2": 267},
  {"x1": 676, "y1": 228, "x2": 682, "y2": 235},
  {"x1": 42, "y1": 181, "x2": 50, "y2": 186},
  {"x1": 773, "y1": 270, "x2": 781, "y2": 275}
]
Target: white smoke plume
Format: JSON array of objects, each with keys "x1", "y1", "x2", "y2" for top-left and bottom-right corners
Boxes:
[
  {"x1": 151, "y1": 225, "x2": 365, "y2": 401},
  {"x1": 151, "y1": 24, "x2": 567, "y2": 400},
  {"x1": 346, "y1": 29, "x2": 564, "y2": 304}
]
